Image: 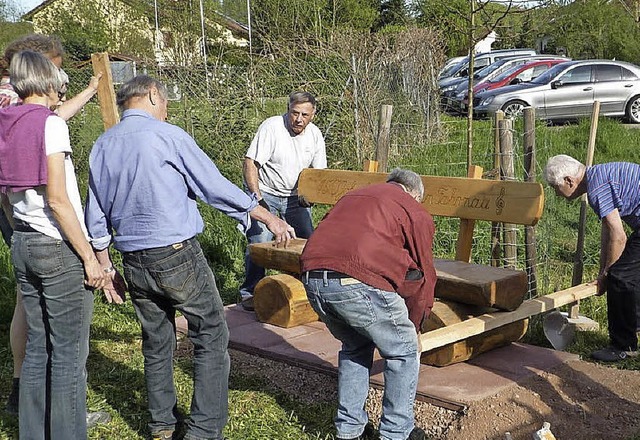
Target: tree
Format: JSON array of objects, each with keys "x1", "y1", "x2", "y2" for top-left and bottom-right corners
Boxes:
[{"x1": 374, "y1": 0, "x2": 411, "y2": 31}]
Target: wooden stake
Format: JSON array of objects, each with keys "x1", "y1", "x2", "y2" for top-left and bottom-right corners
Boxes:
[
  {"x1": 455, "y1": 165, "x2": 483, "y2": 262},
  {"x1": 375, "y1": 105, "x2": 392, "y2": 173},
  {"x1": 491, "y1": 111, "x2": 504, "y2": 267},
  {"x1": 570, "y1": 101, "x2": 600, "y2": 318},
  {"x1": 499, "y1": 119, "x2": 517, "y2": 269},
  {"x1": 90, "y1": 52, "x2": 119, "y2": 130},
  {"x1": 523, "y1": 107, "x2": 537, "y2": 298}
]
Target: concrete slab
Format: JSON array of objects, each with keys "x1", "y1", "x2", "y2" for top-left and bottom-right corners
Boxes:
[{"x1": 209, "y1": 305, "x2": 579, "y2": 410}]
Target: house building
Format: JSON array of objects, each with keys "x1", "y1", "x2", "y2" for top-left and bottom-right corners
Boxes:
[{"x1": 22, "y1": 0, "x2": 249, "y2": 66}]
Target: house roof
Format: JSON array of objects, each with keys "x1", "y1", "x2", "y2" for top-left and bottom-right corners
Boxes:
[{"x1": 22, "y1": 0, "x2": 249, "y2": 39}]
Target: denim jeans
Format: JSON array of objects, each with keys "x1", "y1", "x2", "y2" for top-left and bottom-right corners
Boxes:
[
  {"x1": 11, "y1": 230, "x2": 93, "y2": 440},
  {"x1": 123, "y1": 237, "x2": 229, "y2": 440},
  {"x1": 239, "y1": 191, "x2": 313, "y2": 299},
  {"x1": 303, "y1": 275, "x2": 419, "y2": 440}
]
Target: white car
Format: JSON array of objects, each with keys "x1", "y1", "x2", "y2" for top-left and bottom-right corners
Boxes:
[{"x1": 473, "y1": 60, "x2": 640, "y2": 123}]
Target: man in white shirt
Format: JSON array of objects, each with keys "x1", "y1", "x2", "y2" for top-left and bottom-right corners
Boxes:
[{"x1": 239, "y1": 91, "x2": 327, "y2": 310}]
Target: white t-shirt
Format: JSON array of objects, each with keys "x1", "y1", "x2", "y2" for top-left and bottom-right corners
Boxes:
[
  {"x1": 246, "y1": 114, "x2": 326, "y2": 197},
  {"x1": 9, "y1": 115, "x2": 88, "y2": 240}
]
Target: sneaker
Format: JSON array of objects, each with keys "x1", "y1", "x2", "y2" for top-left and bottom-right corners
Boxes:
[
  {"x1": 151, "y1": 429, "x2": 174, "y2": 440},
  {"x1": 86, "y1": 411, "x2": 111, "y2": 429},
  {"x1": 240, "y1": 296, "x2": 254, "y2": 312},
  {"x1": 5, "y1": 378, "x2": 19, "y2": 416},
  {"x1": 591, "y1": 346, "x2": 639, "y2": 362}
]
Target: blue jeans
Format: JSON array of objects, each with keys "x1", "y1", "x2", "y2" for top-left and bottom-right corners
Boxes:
[
  {"x1": 123, "y1": 237, "x2": 229, "y2": 440},
  {"x1": 239, "y1": 191, "x2": 313, "y2": 299},
  {"x1": 303, "y1": 275, "x2": 419, "y2": 440},
  {"x1": 11, "y1": 231, "x2": 93, "y2": 440}
]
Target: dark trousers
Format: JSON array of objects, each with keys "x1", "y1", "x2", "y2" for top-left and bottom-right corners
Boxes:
[{"x1": 606, "y1": 230, "x2": 640, "y2": 350}]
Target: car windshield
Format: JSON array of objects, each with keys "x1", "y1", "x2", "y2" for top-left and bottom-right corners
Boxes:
[
  {"x1": 474, "y1": 60, "x2": 508, "y2": 78},
  {"x1": 440, "y1": 58, "x2": 468, "y2": 78},
  {"x1": 490, "y1": 64, "x2": 524, "y2": 82},
  {"x1": 530, "y1": 63, "x2": 569, "y2": 84}
]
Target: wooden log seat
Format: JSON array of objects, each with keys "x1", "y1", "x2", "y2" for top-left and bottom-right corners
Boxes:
[
  {"x1": 253, "y1": 274, "x2": 318, "y2": 328},
  {"x1": 420, "y1": 300, "x2": 528, "y2": 367},
  {"x1": 249, "y1": 239, "x2": 528, "y2": 312}
]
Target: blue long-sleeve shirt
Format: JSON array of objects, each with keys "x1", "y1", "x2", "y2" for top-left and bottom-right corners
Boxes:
[{"x1": 86, "y1": 109, "x2": 257, "y2": 252}]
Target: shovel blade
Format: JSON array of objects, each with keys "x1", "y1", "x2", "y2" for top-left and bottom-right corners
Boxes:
[{"x1": 543, "y1": 311, "x2": 576, "y2": 351}]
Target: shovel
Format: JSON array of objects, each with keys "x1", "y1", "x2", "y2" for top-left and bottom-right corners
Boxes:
[{"x1": 543, "y1": 310, "x2": 599, "y2": 351}]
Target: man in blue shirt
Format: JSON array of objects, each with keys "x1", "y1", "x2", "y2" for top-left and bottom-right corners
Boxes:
[
  {"x1": 544, "y1": 154, "x2": 640, "y2": 362},
  {"x1": 85, "y1": 75, "x2": 295, "y2": 440}
]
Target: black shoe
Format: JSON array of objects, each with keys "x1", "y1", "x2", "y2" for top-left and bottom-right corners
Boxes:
[
  {"x1": 591, "y1": 345, "x2": 638, "y2": 362},
  {"x1": 5, "y1": 378, "x2": 19, "y2": 416},
  {"x1": 338, "y1": 422, "x2": 378, "y2": 440},
  {"x1": 407, "y1": 426, "x2": 426, "y2": 440},
  {"x1": 240, "y1": 296, "x2": 254, "y2": 311}
]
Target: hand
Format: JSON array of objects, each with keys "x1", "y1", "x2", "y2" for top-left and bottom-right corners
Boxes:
[
  {"x1": 595, "y1": 272, "x2": 608, "y2": 296},
  {"x1": 84, "y1": 258, "x2": 108, "y2": 289},
  {"x1": 258, "y1": 198, "x2": 270, "y2": 211},
  {"x1": 298, "y1": 195, "x2": 312, "y2": 208},
  {"x1": 88, "y1": 72, "x2": 103, "y2": 92},
  {"x1": 265, "y1": 216, "x2": 296, "y2": 248},
  {"x1": 102, "y1": 270, "x2": 127, "y2": 304}
]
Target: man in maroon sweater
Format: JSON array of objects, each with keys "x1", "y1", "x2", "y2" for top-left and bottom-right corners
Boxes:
[{"x1": 300, "y1": 168, "x2": 435, "y2": 440}]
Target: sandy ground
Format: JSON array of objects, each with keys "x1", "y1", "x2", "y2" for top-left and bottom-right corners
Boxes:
[{"x1": 228, "y1": 349, "x2": 640, "y2": 440}]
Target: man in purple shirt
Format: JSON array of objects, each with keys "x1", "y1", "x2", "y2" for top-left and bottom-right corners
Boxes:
[
  {"x1": 85, "y1": 75, "x2": 295, "y2": 440},
  {"x1": 544, "y1": 154, "x2": 640, "y2": 362}
]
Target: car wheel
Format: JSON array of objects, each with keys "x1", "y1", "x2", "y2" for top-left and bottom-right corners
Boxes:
[
  {"x1": 501, "y1": 100, "x2": 527, "y2": 119},
  {"x1": 625, "y1": 95, "x2": 640, "y2": 124}
]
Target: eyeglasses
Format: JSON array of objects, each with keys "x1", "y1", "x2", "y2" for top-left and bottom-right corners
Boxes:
[{"x1": 57, "y1": 84, "x2": 68, "y2": 100}]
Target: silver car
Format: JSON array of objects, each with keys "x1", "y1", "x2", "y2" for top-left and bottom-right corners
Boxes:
[{"x1": 473, "y1": 60, "x2": 640, "y2": 123}]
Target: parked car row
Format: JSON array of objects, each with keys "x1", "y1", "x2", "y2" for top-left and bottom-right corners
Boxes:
[{"x1": 439, "y1": 51, "x2": 640, "y2": 124}]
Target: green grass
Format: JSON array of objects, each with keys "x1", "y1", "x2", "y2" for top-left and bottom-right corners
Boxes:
[{"x1": 2, "y1": 114, "x2": 640, "y2": 439}]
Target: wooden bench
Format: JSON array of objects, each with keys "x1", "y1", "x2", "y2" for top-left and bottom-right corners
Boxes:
[{"x1": 249, "y1": 168, "x2": 597, "y2": 366}]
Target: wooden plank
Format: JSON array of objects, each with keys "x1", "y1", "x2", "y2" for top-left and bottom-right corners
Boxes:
[
  {"x1": 434, "y1": 259, "x2": 527, "y2": 311},
  {"x1": 455, "y1": 165, "x2": 483, "y2": 262},
  {"x1": 419, "y1": 283, "x2": 598, "y2": 353},
  {"x1": 421, "y1": 299, "x2": 529, "y2": 366},
  {"x1": 250, "y1": 240, "x2": 528, "y2": 311},
  {"x1": 249, "y1": 239, "x2": 306, "y2": 274},
  {"x1": 90, "y1": 52, "x2": 119, "y2": 130},
  {"x1": 298, "y1": 169, "x2": 544, "y2": 226}
]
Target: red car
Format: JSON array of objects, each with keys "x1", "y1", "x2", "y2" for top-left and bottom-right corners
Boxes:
[{"x1": 460, "y1": 59, "x2": 569, "y2": 110}]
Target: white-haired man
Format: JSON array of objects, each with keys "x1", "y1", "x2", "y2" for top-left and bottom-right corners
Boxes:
[{"x1": 544, "y1": 154, "x2": 640, "y2": 362}]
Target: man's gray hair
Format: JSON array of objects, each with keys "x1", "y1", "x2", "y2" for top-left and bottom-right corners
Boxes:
[
  {"x1": 116, "y1": 75, "x2": 167, "y2": 111},
  {"x1": 543, "y1": 154, "x2": 584, "y2": 186},
  {"x1": 9, "y1": 50, "x2": 62, "y2": 100},
  {"x1": 387, "y1": 168, "x2": 424, "y2": 202},
  {"x1": 288, "y1": 91, "x2": 316, "y2": 111}
]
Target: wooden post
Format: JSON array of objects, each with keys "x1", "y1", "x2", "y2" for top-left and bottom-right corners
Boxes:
[
  {"x1": 499, "y1": 119, "x2": 517, "y2": 269},
  {"x1": 455, "y1": 165, "x2": 483, "y2": 262},
  {"x1": 491, "y1": 111, "x2": 504, "y2": 267},
  {"x1": 363, "y1": 160, "x2": 379, "y2": 173},
  {"x1": 90, "y1": 52, "x2": 119, "y2": 130},
  {"x1": 523, "y1": 107, "x2": 537, "y2": 298},
  {"x1": 570, "y1": 101, "x2": 600, "y2": 318},
  {"x1": 375, "y1": 104, "x2": 393, "y2": 173}
]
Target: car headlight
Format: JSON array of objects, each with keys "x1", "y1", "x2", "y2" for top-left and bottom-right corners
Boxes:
[
  {"x1": 476, "y1": 88, "x2": 487, "y2": 94},
  {"x1": 455, "y1": 91, "x2": 466, "y2": 99},
  {"x1": 479, "y1": 96, "x2": 494, "y2": 106},
  {"x1": 442, "y1": 85, "x2": 457, "y2": 92}
]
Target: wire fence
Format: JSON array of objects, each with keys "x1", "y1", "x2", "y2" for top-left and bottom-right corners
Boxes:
[{"x1": 62, "y1": 48, "x2": 595, "y2": 303}]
